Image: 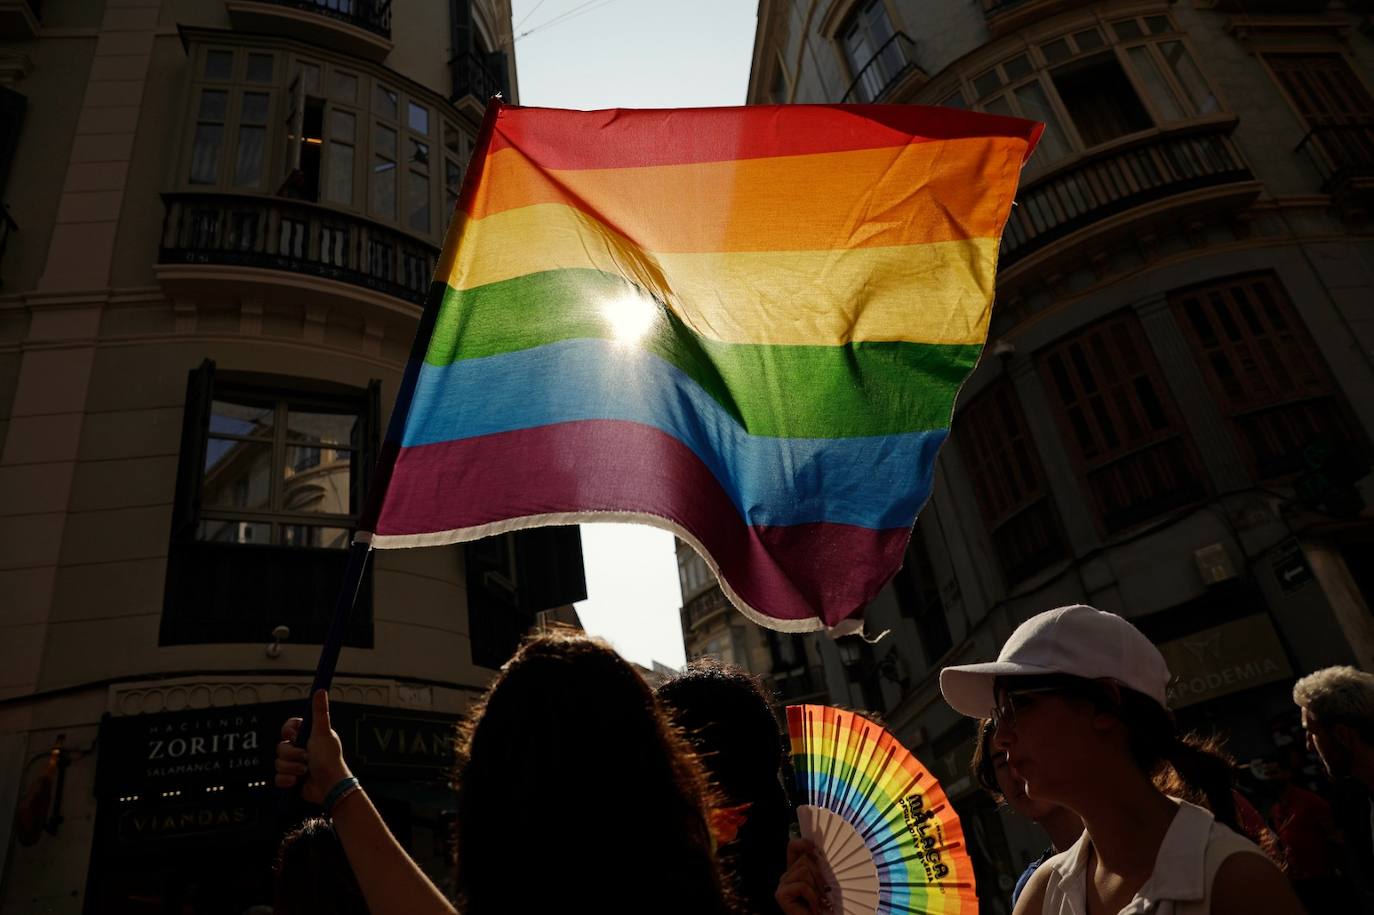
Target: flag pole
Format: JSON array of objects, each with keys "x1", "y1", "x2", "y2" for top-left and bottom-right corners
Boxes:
[{"x1": 293, "y1": 97, "x2": 506, "y2": 747}]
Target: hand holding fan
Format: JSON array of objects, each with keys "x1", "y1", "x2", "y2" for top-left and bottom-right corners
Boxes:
[{"x1": 785, "y1": 704, "x2": 978, "y2": 915}]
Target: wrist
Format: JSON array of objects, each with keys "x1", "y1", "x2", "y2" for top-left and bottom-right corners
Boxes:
[{"x1": 323, "y1": 775, "x2": 361, "y2": 816}]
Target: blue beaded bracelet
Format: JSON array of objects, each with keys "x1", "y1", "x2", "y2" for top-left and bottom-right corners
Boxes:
[{"x1": 323, "y1": 776, "x2": 360, "y2": 815}]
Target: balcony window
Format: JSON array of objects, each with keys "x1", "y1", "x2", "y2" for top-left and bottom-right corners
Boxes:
[
  {"x1": 891, "y1": 522, "x2": 953, "y2": 664},
  {"x1": 1170, "y1": 273, "x2": 1366, "y2": 479},
  {"x1": 957, "y1": 378, "x2": 1067, "y2": 581},
  {"x1": 1266, "y1": 54, "x2": 1374, "y2": 193},
  {"x1": 161, "y1": 361, "x2": 378, "y2": 645},
  {"x1": 181, "y1": 43, "x2": 475, "y2": 245},
  {"x1": 1039, "y1": 312, "x2": 1207, "y2": 533},
  {"x1": 838, "y1": 0, "x2": 918, "y2": 103},
  {"x1": 970, "y1": 15, "x2": 1220, "y2": 172}
]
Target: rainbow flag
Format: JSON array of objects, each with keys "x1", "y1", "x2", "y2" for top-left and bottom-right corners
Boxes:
[{"x1": 362, "y1": 103, "x2": 1040, "y2": 633}]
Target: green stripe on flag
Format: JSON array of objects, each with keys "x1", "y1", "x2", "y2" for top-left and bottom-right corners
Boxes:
[{"x1": 424, "y1": 269, "x2": 980, "y2": 440}]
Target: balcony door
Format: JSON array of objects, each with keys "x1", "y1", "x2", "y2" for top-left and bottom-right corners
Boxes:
[{"x1": 1267, "y1": 53, "x2": 1374, "y2": 176}]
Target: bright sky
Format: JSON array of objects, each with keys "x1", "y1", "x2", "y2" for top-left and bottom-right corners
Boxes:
[{"x1": 509, "y1": 0, "x2": 759, "y2": 670}]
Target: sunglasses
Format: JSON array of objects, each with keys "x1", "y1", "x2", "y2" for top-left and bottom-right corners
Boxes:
[{"x1": 989, "y1": 686, "x2": 1068, "y2": 730}]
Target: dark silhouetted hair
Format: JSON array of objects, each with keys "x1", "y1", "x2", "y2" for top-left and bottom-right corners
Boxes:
[
  {"x1": 970, "y1": 718, "x2": 1002, "y2": 801},
  {"x1": 657, "y1": 659, "x2": 790, "y2": 915},
  {"x1": 453, "y1": 632, "x2": 736, "y2": 915},
  {"x1": 274, "y1": 817, "x2": 369, "y2": 915}
]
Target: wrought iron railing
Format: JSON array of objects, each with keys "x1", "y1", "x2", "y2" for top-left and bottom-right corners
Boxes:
[
  {"x1": 1297, "y1": 123, "x2": 1374, "y2": 192},
  {"x1": 159, "y1": 193, "x2": 438, "y2": 305},
  {"x1": 1208, "y1": 0, "x2": 1328, "y2": 10},
  {"x1": 1001, "y1": 124, "x2": 1252, "y2": 266},
  {"x1": 450, "y1": 51, "x2": 504, "y2": 105},
  {"x1": 682, "y1": 584, "x2": 729, "y2": 631},
  {"x1": 257, "y1": 0, "x2": 391, "y2": 37},
  {"x1": 841, "y1": 32, "x2": 920, "y2": 104}
]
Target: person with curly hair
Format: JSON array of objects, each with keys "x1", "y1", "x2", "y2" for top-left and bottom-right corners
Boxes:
[{"x1": 275, "y1": 631, "x2": 738, "y2": 914}]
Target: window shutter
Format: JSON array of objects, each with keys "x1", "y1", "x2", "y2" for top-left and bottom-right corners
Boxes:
[
  {"x1": 280, "y1": 71, "x2": 305, "y2": 190},
  {"x1": 0, "y1": 87, "x2": 26, "y2": 196},
  {"x1": 170, "y1": 359, "x2": 216, "y2": 542},
  {"x1": 514, "y1": 525, "x2": 587, "y2": 613},
  {"x1": 486, "y1": 49, "x2": 510, "y2": 100}
]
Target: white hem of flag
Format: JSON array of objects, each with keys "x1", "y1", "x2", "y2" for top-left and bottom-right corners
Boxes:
[{"x1": 359, "y1": 514, "x2": 867, "y2": 638}]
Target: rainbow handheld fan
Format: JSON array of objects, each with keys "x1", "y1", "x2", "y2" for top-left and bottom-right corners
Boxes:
[{"x1": 786, "y1": 704, "x2": 978, "y2": 915}]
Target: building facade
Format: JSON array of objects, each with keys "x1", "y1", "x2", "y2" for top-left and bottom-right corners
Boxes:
[
  {"x1": 748, "y1": 0, "x2": 1374, "y2": 907},
  {"x1": 0, "y1": 2, "x2": 582, "y2": 912}
]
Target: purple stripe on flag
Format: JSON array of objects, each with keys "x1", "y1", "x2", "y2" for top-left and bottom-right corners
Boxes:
[{"x1": 374, "y1": 419, "x2": 911, "y2": 627}]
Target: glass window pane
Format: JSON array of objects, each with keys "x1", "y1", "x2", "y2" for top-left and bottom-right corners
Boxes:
[
  {"x1": 1112, "y1": 19, "x2": 1143, "y2": 40},
  {"x1": 246, "y1": 53, "x2": 274, "y2": 83},
  {"x1": 1013, "y1": 82, "x2": 1070, "y2": 163},
  {"x1": 408, "y1": 171, "x2": 430, "y2": 232},
  {"x1": 283, "y1": 449, "x2": 352, "y2": 514},
  {"x1": 211, "y1": 399, "x2": 274, "y2": 437},
  {"x1": 1074, "y1": 29, "x2": 1104, "y2": 51},
  {"x1": 197, "y1": 519, "x2": 271, "y2": 545},
  {"x1": 287, "y1": 409, "x2": 357, "y2": 446},
  {"x1": 940, "y1": 90, "x2": 966, "y2": 109},
  {"x1": 445, "y1": 158, "x2": 462, "y2": 192},
  {"x1": 375, "y1": 124, "x2": 397, "y2": 159},
  {"x1": 203, "y1": 438, "x2": 272, "y2": 510},
  {"x1": 408, "y1": 102, "x2": 430, "y2": 135},
  {"x1": 190, "y1": 124, "x2": 223, "y2": 184},
  {"x1": 375, "y1": 83, "x2": 398, "y2": 119},
  {"x1": 373, "y1": 162, "x2": 396, "y2": 218},
  {"x1": 326, "y1": 143, "x2": 354, "y2": 204},
  {"x1": 409, "y1": 139, "x2": 429, "y2": 170},
  {"x1": 1145, "y1": 15, "x2": 1170, "y2": 35},
  {"x1": 234, "y1": 125, "x2": 266, "y2": 186},
  {"x1": 302, "y1": 63, "x2": 321, "y2": 96},
  {"x1": 281, "y1": 525, "x2": 351, "y2": 549},
  {"x1": 1128, "y1": 46, "x2": 1184, "y2": 122},
  {"x1": 973, "y1": 69, "x2": 1002, "y2": 98},
  {"x1": 205, "y1": 50, "x2": 233, "y2": 80},
  {"x1": 330, "y1": 109, "x2": 356, "y2": 141},
  {"x1": 984, "y1": 95, "x2": 1015, "y2": 118},
  {"x1": 241, "y1": 91, "x2": 270, "y2": 125},
  {"x1": 199, "y1": 89, "x2": 228, "y2": 121},
  {"x1": 331, "y1": 70, "x2": 358, "y2": 103},
  {"x1": 444, "y1": 123, "x2": 464, "y2": 153},
  {"x1": 1003, "y1": 54, "x2": 1032, "y2": 82},
  {"x1": 1042, "y1": 39, "x2": 1071, "y2": 65},
  {"x1": 1161, "y1": 42, "x2": 1218, "y2": 116}
]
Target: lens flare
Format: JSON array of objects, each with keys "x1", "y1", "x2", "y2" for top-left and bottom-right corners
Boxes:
[{"x1": 601, "y1": 289, "x2": 660, "y2": 345}]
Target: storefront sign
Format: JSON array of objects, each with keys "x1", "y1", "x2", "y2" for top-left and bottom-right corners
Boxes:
[
  {"x1": 351, "y1": 712, "x2": 456, "y2": 775},
  {"x1": 118, "y1": 800, "x2": 258, "y2": 842},
  {"x1": 1160, "y1": 614, "x2": 1293, "y2": 708}
]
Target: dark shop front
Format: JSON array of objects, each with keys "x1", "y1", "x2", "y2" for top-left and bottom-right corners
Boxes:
[{"x1": 85, "y1": 701, "x2": 460, "y2": 914}]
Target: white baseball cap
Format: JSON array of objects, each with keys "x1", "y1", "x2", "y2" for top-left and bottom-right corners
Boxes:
[{"x1": 939, "y1": 604, "x2": 1171, "y2": 718}]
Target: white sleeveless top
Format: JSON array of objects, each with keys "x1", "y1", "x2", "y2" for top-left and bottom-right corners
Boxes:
[{"x1": 1038, "y1": 799, "x2": 1267, "y2": 915}]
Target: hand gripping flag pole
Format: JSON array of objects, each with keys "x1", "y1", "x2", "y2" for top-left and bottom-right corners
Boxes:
[{"x1": 292, "y1": 98, "x2": 506, "y2": 750}]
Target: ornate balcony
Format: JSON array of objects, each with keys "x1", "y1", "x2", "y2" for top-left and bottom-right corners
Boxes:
[
  {"x1": 157, "y1": 192, "x2": 438, "y2": 308},
  {"x1": 981, "y1": 0, "x2": 1089, "y2": 37},
  {"x1": 681, "y1": 584, "x2": 730, "y2": 633},
  {"x1": 841, "y1": 32, "x2": 925, "y2": 104},
  {"x1": 1209, "y1": 0, "x2": 1329, "y2": 10},
  {"x1": 1000, "y1": 123, "x2": 1259, "y2": 274},
  {"x1": 224, "y1": 0, "x2": 392, "y2": 60},
  {"x1": 1298, "y1": 123, "x2": 1374, "y2": 211},
  {"x1": 450, "y1": 50, "x2": 506, "y2": 118}
]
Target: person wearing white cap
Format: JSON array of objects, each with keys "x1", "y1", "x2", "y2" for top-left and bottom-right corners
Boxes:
[{"x1": 940, "y1": 605, "x2": 1304, "y2": 915}]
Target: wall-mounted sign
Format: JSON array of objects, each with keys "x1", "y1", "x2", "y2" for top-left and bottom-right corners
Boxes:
[
  {"x1": 1271, "y1": 540, "x2": 1314, "y2": 595},
  {"x1": 118, "y1": 800, "x2": 258, "y2": 843},
  {"x1": 1160, "y1": 614, "x2": 1293, "y2": 708},
  {"x1": 98, "y1": 700, "x2": 460, "y2": 797}
]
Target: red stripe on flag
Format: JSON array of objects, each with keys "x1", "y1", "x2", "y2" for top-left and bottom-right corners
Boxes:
[
  {"x1": 374, "y1": 420, "x2": 911, "y2": 627},
  {"x1": 489, "y1": 104, "x2": 1043, "y2": 170}
]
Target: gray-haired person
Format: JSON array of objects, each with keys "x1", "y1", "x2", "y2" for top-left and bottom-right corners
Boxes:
[{"x1": 1293, "y1": 666, "x2": 1374, "y2": 802}]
